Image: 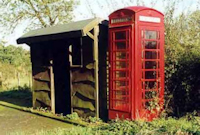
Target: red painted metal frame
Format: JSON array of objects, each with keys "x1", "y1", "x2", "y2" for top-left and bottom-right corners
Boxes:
[
  {"x1": 108, "y1": 6, "x2": 164, "y2": 121},
  {"x1": 109, "y1": 26, "x2": 132, "y2": 119}
]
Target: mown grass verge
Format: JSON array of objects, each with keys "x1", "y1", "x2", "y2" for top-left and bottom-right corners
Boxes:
[{"x1": 0, "y1": 101, "x2": 88, "y2": 127}]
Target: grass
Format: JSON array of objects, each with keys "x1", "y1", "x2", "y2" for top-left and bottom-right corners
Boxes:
[
  {"x1": 0, "y1": 101, "x2": 89, "y2": 127},
  {"x1": 1, "y1": 86, "x2": 199, "y2": 135},
  {"x1": 0, "y1": 105, "x2": 74, "y2": 135},
  {"x1": 0, "y1": 85, "x2": 32, "y2": 107},
  {"x1": 0, "y1": 76, "x2": 31, "y2": 90},
  {"x1": 9, "y1": 116, "x2": 200, "y2": 135},
  {"x1": 0, "y1": 85, "x2": 89, "y2": 127},
  {"x1": 0, "y1": 105, "x2": 4, "y2": 111}
]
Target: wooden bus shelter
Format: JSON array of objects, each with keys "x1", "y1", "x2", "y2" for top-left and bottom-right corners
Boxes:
[{"x1": 17, "y1": 18, "x2": 108, "y2": 119}]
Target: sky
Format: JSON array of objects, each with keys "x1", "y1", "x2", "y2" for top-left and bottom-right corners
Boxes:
[
  {"x1": 0, "y1": 0, "x2": 199, "y2": 49},
  {"x1": 73, "y1": 0, "x2": 199, "y2": 20}
]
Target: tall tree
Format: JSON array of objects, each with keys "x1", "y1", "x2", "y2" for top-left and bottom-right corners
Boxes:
[{"x1": 0, "y1": 0, "x2": 79, "y2": 35}]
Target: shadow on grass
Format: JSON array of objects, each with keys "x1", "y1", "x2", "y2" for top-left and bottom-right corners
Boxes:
[{"x1": 0, "y1": 86, "x2": 32, "y2": 107}]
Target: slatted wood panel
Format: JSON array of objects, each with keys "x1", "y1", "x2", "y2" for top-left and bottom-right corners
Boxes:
[{"x1": 31, "y1": 45, "x2": 52, "y2": 109}]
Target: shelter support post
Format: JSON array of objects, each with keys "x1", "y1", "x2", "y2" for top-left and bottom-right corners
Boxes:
[
  {"x1": 50, "y1": 60, "x2": 55, "y2": 114},
  {"x1": 94, "y1": 26, "x2": 99, "y2": 118},
  {"x1": 87, "y1": 25, "x2": 100, "y2": 118}
]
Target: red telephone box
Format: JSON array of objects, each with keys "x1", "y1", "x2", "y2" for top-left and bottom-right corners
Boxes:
[{"x1": 108, "y1": 6, "x2": 164, "y2": 121}]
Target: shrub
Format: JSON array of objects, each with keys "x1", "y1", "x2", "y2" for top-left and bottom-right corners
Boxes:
[{"x1": 164, "y1": 4, "x2": 200, "y2": 116}]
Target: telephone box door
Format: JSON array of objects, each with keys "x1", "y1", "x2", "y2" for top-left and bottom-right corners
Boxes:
[
  {"x1": 139, "y1": 26, "x2": 164, "y2": 120},
  {"x1": 109, "y1": 27, "x2": 132, "y2": 119}
]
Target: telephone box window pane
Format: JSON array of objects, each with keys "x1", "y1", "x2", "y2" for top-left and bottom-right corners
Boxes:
[
  {"x1": 145, "y1": 31, "x2": 157, "y2": 39},
  {"x1": 145, "y1": 41, "x2": 157, "y2": 49},
  {"x1": 145, "y1": 81, "x2": 157, "y2": 89},
  {"x1": 145, "y1": 61, "x2": 157, "y2": 69},
  {"x1": 114, "y1": 91, "x2": 129, "y2": 100},
  {"x1": 145, "y1": 91, "x2": 157, "y2": 99},
  {"x1": 145, "y1": 51, "x2": 157, "y2": 59},
  {"x1": 115, "y1": 81, "x2": 128, "y2": 88},
  {"x1": 116, "y1": 42, "x2": 126, "y2": 49},
  {"x1": 116, "y1": 61, "x2": 129, "y2": 68},
  {"x1": 145, "y1": 102, "x2": 150, "y2": 109},
  {"x1": 145, "y1": 71, "x2": 157, "y2": 79},
  {"x1": 115, "y1": 31, "x2": 126, "y2": 40},
  {"x1": 145, "y1": 101, "x2": 158, "y2": 109},
  {"x1": 114, "y1": 101, "x2": 129, "y2": 110},
  {"x1": 115, "y1": 71, "x2": 128, "y2": 78},
  {"x1": 116, "y1": 52, "x2": 127, "y2": 60}
]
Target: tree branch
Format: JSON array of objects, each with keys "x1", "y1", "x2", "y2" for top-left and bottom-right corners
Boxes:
[
  {"x1": 41, "y1": 0, "x2": 55, "y2": 26},
  {"x1": 27, "y1": 0, "x2": 47, "y2": 27}
]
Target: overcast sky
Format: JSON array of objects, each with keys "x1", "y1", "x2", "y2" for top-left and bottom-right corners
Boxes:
[{"x1": 1, "y1": 0, "x2": 199, "y2": 48}]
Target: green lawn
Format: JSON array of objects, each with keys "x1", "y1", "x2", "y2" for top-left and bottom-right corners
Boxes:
[
  {"x1": 0, "y1": 105, "x2": 74, "y2": 135},
  {"x1": 0, "y1": 105, "x2": 4, "y2": 111},
  {"x1": 0, "y1": 86, "x2": 32, "y2": 107},
  {"x1": 0, "y1": 87, "x2": 75, "y2": 135}
]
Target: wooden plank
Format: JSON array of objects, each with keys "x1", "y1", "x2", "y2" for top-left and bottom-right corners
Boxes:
[
  {"x1": 70, "y1": 70, "x2": 73, "y2": 113},
  {"x1": 32, "y1": 79, "x2": 50, "y2": 91},
  {"x1": 82, "y1": 18, "x2": 100, "y2": 36},
  {"x1": 87, "y1": 32, "x2": 94, "y2": 40},
  {"x1": 50, "y1": 60, "x2": 55, "y2": 114},
  {"x1": 93, "y1": 25, "x2": 99, "y2": 118},
  {"x1": 31, "y1": 45, "x2": 51, "y2": 109}
]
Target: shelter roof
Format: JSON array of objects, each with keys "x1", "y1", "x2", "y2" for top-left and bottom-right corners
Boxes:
[{"x1": 17, "y1": 18, "x2": 107, "y2": 44}]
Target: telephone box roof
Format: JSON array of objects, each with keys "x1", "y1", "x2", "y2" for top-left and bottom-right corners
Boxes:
[
  {"x1": 17, "y1": 18, "x2": 108, "y2": 44},
  {"x1": 109, "y1": 6, "x2": 164, "y2": 17}
]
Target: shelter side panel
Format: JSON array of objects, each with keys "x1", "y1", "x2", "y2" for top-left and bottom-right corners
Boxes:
[
  {"x1": 31, "y1": 45, "x2": 52, "y2": 109},
  {"x1": 98, "y1": 24, "x2": 109, "y2": 120}
]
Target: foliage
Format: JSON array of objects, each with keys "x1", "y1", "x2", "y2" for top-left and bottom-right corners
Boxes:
[
  {"x1": 164, "y1": 3, "x2": 200, "y2": 116},
  {"x1": 0, "y1": 43, "x2": 31, "y2": 89},
  {"x1": 0, "y1": 0, "x2": 79, "y2": 35},
  {"x1": 86, "y1": 116, "x2": 103, "y2": 123},
  {"x1": 0, "y1": 43, "x2": 30, "y2": 68},
  {"x1": 12, "y1": 116, "x2": 200, "y2": 135},
  {"x1": 66, "y1": 112, "x2": 80, "y2": 120}
]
